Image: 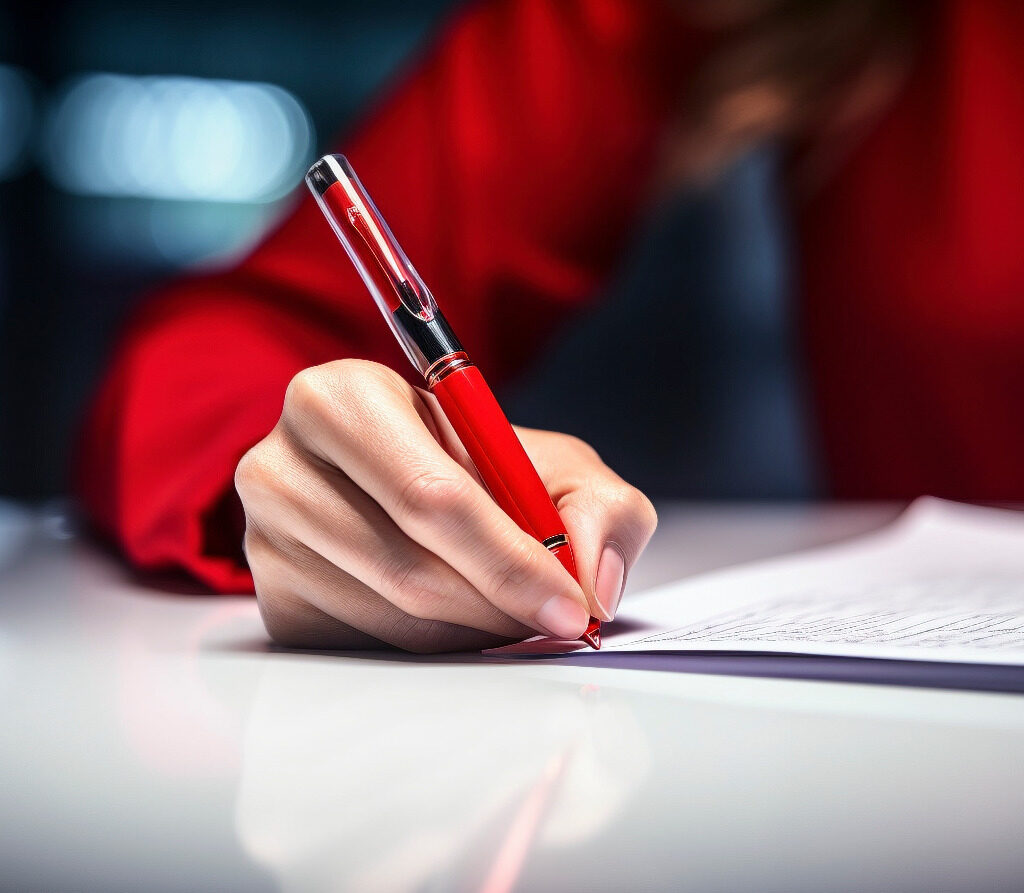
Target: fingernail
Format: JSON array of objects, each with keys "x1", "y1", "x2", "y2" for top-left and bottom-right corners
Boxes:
[
  {"x1": 536, "y1": 595, "x2": 590, "y2": 640},
  {"x1": 595, "y1": 543, "x2": 626, "y2": 621}
]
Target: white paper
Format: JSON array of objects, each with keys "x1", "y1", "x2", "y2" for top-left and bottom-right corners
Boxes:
[{"x1": 491, "y1": 499, "x2": 1024, "y2": 665}]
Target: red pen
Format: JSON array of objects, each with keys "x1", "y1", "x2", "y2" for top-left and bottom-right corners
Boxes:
[{"x1": 305, "y1": 154, "x2": 600, "y2": 649}]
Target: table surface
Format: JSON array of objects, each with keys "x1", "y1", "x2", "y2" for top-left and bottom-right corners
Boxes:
[{"x1": 2, "y1": 501, "x2": 1023, "y2": 893}]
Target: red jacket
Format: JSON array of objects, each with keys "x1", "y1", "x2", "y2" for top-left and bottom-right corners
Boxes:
[{"x1": 77, "y1": 0, "x2": 1024, "y2": 591}]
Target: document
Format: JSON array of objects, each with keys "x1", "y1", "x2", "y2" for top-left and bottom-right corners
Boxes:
[{"x1": 493, "y1": 499, "x2": 1024, "y2": 665}]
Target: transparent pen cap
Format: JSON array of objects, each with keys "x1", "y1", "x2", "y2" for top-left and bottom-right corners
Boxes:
[{"x1": 306, "y1": 154, "x2": 453, "y2": 374}]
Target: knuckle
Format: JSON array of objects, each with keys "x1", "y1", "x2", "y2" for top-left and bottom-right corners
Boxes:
[
  {"x1": 597, "y1": 482, "x2": 658, "y2": 549},
  {"x1": 398, "y1": 588, "x2": 447, "y2": 623},
  {"x1": 562, "y1": 433, "x2": 602, "y2": 463},
  {"x1": 332, "y1": 357, "x2": 389, "y2": 380},
  {"x1": 604, "y1": 480, "x2": 654, "y2": 522},
  {"x1": 613, "y1": 481, "x2": 658, "y2": 533},
  {"x1": 394, "y1": 468, "x2": 474, "y2": 521},
  {"x1": 233, "y1": 448, "x2": 258, "y2": 499},
  {"x1": 234, "y1": 442, "x2": 277, "y2": 503},
  {"x1": 234, "y1": 435, "x2": 297, "y2": 512},
  {"x1": 240, "y1": 528, "x2": 264, "y2": 569},
  {"x1": 375, "y1": 556, "x2": 446, "y2": 621},
  {"x1": 284, "y1": 366, "x2": 330, "y2": 423},
  {"x1": 285, "y1": 360, "x2": 406, "y2": 440},
  {"x1": 330, "y1": 358, "x2": 401, "y2": 405},
  {"x1": 245, "y1": 532, "x2": 292, "y2": 590},
  {"x1": 486, "y1": 536, "x2": 543, "y2": 601},
  {"x1": 638, "y1": 491, "x2": 658, "y2": 532}
]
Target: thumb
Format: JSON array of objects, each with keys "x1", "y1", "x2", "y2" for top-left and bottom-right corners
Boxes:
[{"x1": 557, "y1": 478, "x2": 658, "y2": 622}]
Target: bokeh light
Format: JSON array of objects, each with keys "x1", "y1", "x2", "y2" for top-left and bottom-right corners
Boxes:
[{"x1": 41, "y1": 73, "x2": 314, "y2": 203}]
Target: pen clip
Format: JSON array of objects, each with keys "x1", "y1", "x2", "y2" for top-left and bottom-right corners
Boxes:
[{"x1": 345, "y1": 205, "x2": 432, "y2": 321}]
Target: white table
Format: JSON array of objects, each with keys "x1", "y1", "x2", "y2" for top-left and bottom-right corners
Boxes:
[{"x1": 2, "y1": 502, "x2": 1023, "y2": 893}]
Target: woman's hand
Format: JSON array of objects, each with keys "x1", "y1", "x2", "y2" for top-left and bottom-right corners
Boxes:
[{"x1": 235, "y1": 359, "x2": 657, "y2": 653}]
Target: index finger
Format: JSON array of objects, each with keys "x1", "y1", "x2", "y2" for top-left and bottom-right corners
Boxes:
[
  {"x1": 284, "y1": 361, "x2": 591, "y2": 641},
  {"x1": 518, "y1": 427, "x2": 658, "y2": 622}
]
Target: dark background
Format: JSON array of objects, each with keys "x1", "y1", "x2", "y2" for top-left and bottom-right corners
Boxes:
[
  {"x1": 0, "y1": 0, "x2": 817, "y2": 503},
  {"x1": 0, "y1": 0, "x2": 460, "y2": 500}
]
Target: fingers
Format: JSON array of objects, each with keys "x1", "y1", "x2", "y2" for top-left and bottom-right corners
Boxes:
[
  {"x1": 239, "y1": 431, "x2": 531, "y2": 640},
  {"x1": 241, "y1": 357, "x2": 649, "y2": 653},
  {"x1": 246, "y1": 528, "x2": 512, "y2": 653},
  {"x1": 518, "y1": 428, "x2": 658, "y2": 622},
  {"x1": 255, "y1": 584, "x2": 384, "y2": 651},
  {"x1": 281, "y1": 361, "x2": 591, "y2": 640}
]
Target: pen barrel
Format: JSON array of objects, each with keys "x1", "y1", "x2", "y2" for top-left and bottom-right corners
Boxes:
[
  {"x1": 306, "y1": 154, "x2": 598, "y2": 646},
  {"x1": 428, "y1": 362, "x2": 579, "y2": 582}
]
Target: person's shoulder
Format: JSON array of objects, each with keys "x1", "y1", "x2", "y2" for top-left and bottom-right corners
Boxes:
[
  {"x1": 456, "y1": 0, "x2": 674, "y2": 52},
  {"x1": 439, "y1": 0, "x2": 687, "y2": 125}
]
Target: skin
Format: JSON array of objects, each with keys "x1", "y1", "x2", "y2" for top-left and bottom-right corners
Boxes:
[{"x1": 236, "y1": 359, "x2": 658, "y2": 653}]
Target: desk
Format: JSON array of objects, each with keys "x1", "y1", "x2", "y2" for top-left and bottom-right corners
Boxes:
[{"x1": 2, "y1": 503, "x2": 1023, "y2": 892}]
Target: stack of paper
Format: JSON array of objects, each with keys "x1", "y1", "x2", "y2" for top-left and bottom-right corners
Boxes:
[{"x1": 493, "y1": 499, "x2": 1024, "y2": 665}]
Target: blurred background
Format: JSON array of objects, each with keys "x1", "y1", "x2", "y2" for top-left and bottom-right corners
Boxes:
[
  {"x1": 0, "y1": 0, "x2": 462, "y2": 501},
  {"x1": 0, "y1": 0, "x2": 816, "y2": 505}
]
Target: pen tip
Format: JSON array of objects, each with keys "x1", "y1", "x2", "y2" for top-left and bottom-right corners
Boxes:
[{"x1": 581, "y1": 619, "x2": 601, "y2": 650}]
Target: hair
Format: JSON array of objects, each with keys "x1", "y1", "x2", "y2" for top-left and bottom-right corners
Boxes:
[{"x1": 661, "y1": 0, "x2": 916, "y2": 196}]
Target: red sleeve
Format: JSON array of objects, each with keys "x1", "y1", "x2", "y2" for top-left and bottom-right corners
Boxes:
[{"x1": 75, "y1": 0, "x2": 698, "y2": 591}]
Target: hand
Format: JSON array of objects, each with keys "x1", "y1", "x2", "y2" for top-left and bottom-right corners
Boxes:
[{"x1": 235, "y1": 359, "x2": 657, "y2": 653}]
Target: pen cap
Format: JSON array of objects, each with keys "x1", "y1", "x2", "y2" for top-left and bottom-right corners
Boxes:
[{"x1": 306, "y1": 154, "x2": 460, "y2": 377}]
